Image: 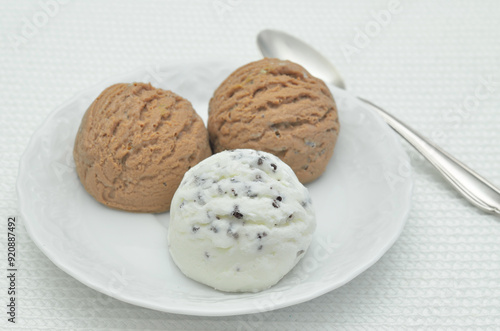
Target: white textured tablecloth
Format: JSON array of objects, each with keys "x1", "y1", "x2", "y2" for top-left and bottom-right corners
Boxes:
[{"x1": 1, "y1": 0, "x2": 500, "y2": 329}]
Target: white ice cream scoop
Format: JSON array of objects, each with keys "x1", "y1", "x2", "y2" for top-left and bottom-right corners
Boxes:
[{"x1": 168, "y1": 149, "x2": 316, "y2": 292}]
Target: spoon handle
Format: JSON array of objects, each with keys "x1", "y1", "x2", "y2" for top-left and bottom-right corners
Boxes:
[{"x1": 358, "y1": 97, "x2": 500, "y2": 215}]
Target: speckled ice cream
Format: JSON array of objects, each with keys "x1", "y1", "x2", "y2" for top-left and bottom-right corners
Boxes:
[{"x1": 167, "y1": 149, "x2": 316, "y2": 292}]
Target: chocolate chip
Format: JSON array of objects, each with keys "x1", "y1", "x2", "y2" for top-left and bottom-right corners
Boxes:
[
  {"x1": 232, "y1": 205, "x2": 243, "y2": 219},
  {"x1": 289, "y1": 213, "x2": 294, "y2": 219},
  {"x1": 276, "y1": 196, "x2": 283, "y2": 202},
  {"x1": 272, "y1": 200, "x2": 280, "y2": 208},
  {"x1": 210, "y1": 226, "x2": 218, "y2": 233},
  {"x1": 257, "y1": 157, "x2": 264, "y2": 165},
  {"x1": 216, "y1": 216, "x2": 221, "y2": 220},
  {"x1": 205, "y1": 251, "x2": 210, "y2": 258},
  {"x1": 257, "y1": 232, "x2": 267, "y2": 239},
  {"x1": 231, "y1": 188, "x2": 238, "y2": 197},
  {"x1": 255, "y1": 174, "x2": 262, "y2": 181},
  {"x1": 270, "y1": 163, "x2": 277, "y2": 171},
  {"x1": 227, "y1": 229, "x2": 239, "y2": 239},
  {"x1": 192, "y1": 226, "x2": 200, "y2": 233},
  {"x1": 179, "y1": 201, "x2": 185, "y2": 209},
  {"x1": 297, "y1": 250, "x2": 305, "y2": 257},
  {"x1": 197, "y1": 192, "x2": 205, "y2": 205}
]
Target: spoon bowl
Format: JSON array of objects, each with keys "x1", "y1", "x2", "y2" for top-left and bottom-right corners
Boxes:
[{"x1": 257, "y1": 30, "x2": 346, "y2": 89}]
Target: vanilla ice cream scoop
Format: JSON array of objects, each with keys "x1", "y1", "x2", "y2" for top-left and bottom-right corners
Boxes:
[{"x1": 167, "y1": 149, "x2": 316, "y2": 292}]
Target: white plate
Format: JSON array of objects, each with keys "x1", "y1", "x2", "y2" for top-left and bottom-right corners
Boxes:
[{"x1": 17, "y1": 61, "x2": 413, "y2": 316}]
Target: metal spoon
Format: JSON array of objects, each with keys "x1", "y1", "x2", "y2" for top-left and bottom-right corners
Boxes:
[{"x1": 257, "y1": 29, "x2": 500, "y2": 215}]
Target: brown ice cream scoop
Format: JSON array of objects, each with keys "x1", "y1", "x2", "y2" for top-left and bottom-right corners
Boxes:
[
  {"x1": 208, "y1": 58, "x2": 340, "y2": 183},
  {"x1": 73, "y1": 82, "x2": 212, "y2": 213}
]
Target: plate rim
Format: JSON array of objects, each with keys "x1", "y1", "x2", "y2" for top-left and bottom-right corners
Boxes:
[{"x1": 17, "y1": 60, "x2": 413, "y2": 316}]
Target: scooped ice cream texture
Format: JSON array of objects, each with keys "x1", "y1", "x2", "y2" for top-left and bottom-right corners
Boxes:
[
  {"x1": 168, "y1": 149, "x2": 316, "y2": 292},
  {"x1": 73, "y1": 82, "x2": 211, "y2": 213},
  {"x1": 208, "y1": 58, "x2": 340, "y2": 184}
]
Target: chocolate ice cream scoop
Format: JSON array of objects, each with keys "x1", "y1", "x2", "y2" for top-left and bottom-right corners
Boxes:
[
  {"x1": 208, "y1": 58, "x2": 340, "y2": 184},
  {"x1": 73, "y1": 82, "x2": 212, "y2": 213}
]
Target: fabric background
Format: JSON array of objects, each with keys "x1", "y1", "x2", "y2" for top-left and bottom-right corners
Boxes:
[{"x1": 1, "y1": 0, "x2": 499, "y2": 329}]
